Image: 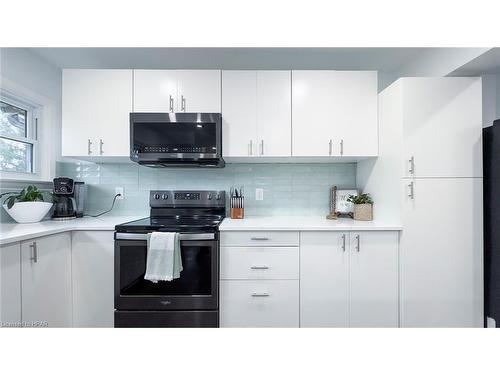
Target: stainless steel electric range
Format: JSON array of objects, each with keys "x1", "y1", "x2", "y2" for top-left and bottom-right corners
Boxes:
[{"x1": 114, "y1": 190, "x2": 225, "y2": 328}]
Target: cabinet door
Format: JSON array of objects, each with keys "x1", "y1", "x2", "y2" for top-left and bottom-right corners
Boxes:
[
  {"x1": 177, "y1": 70, "x2": 221, "y2": 112},
  {"x1": 292, "y1": 71, "x2": 336, "y2": 156},
  {"x1": 300, "y1": 232, "x2": 349, "y2": 327},
  {"x1": 72, "y1": 231, "x2": 114, "y2": 327},
  {"x1": 401, "y1": 178, "x2": 483, "y2": 327},
  {"x1": 349, "y1": 231, "x2": 399, "y2": 327},
  {"x1": 332, "y1": 71, "x2": 378, "y2": 157},
  {"x1": 221, "y1": 71, "x2": 257, "y2": 157},
  {"x1": 62, "y1": 69, "x2": 132, "y2": 157},
  {"x1": 402, "y1": 77, "x2": 482, "y2": 178},
  {"x1": 133, "y1": 69, "x2": 178, "y2": 112},
  {"x1": 21, "y1": 233, "x2": 72, "y2": 327},
  {"x1": 256, "y1": 71, "x2": 292, "y2": 157},
  {"x1": 0, "y1": 243, "x2": 21, "y2": 325}
]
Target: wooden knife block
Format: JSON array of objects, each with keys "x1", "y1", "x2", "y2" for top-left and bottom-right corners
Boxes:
[{"x1": 230, "y1": 207, "x2": 244, "y2": 219}]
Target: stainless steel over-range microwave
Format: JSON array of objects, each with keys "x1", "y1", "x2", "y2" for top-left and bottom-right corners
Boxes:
[{"x1": 130, "y1": 113, "x2": 224, "y2": 168}]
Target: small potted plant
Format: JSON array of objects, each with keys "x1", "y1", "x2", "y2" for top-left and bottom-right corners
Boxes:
[
  {"x1": 2, "y1": 185, "x2": 53, "y2": 224},
  {"x1": 347, "y1": 193, "x2": 373, "y2": 221}
]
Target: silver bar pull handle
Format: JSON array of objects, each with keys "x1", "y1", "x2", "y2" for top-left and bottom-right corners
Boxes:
[
  {"x1": 251, "y1": 293, "x2": 270, "y2": 297},
  {"x1": 29, "y1": 242, "x2": 38, "y2": 263},
  {"x1": 260, "y1": 140, "x2": 264, "y2": 156},
  {"x1": 329, "y1": 139, "x2": 333, "y2": 156},
  {"x1": 99, "y1": 139, "x2": 104, "y2": 155},
  {"x1": 169, "y1": 95, "x2": 174, "y2": 112},
  {"x1": 341, "y1": 234, "x2": 346, "y2": 252},
  {"x1": 251, "y1": 266, "x2": 269, "y2": 270},
  {"x1": 87, "y1": 139, "x2": 92, "y2": 155},
  {"x1": 408, "y1": 156, "x2": 415, "y2": 174},
  {"x1": 340, "y1": 139, "x2": 344, "y2": 156},
  {"x1": 355, "y1": 235, "x2": 360, "y2": 252},
  {"x1": 408, "y1": 181, "x2": 414, "y2": 199},
  {"x1": 249, "y1": 140, "x2": 253, "y2": 156},
  {"x1": 251, "y1": 237, "x2": 269, "y2": 241},
  {"x1": 181, "y1": 95, "x2": 186, "y2": 112}
]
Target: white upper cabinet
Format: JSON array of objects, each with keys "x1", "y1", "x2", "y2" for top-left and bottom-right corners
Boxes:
[
  {"x1": 256, "y1": 71, "x2": 292, "y2": 157},
  {"x1": 21, "y1": 233, "x2": 72, "y2": 328},
  {"x1": 177, "y1": 70, "x2": 221, "y2": 112},
  {"x1": 222, "y1": 70, "x2": 291, "y2": 157},
  {"x1": 222, "y1": 71, "x2": 257, "y2": 157},
  {"x1": 402, "y1": 77, "x2": 482, "y2": 178},
  {"x1": 62, "y1": 69, "x2": 133, "y2": 157},
  {"x1": 133, "y1": 70, "x2": 178, "y2": 112},
  {"x1": 134, "y1": 70, "x2": 221, "y2": 113},
  {"x1": 292, "y1": 70, "x2": 378, "y2": 157}
]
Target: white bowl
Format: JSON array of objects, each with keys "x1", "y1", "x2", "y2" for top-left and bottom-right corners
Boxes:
[{"x1": 2, "y1": 202, "x2": 53, "y2": 224}]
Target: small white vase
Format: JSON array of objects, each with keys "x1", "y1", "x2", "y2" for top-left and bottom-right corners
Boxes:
[{"x1": 3, "y1": 202, "x2": 53, "y2": 224}]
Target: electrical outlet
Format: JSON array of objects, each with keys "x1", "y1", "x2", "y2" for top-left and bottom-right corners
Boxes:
[
  {"x1": 115, "y1": 187, "x2": 124, "y2": 199},
  {"x1": 255, "y1": 188, "x2": 264, "y2": 201}
]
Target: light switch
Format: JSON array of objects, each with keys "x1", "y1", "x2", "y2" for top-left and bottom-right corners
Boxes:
[{"x1": 255, "y1": 188, "x2": 264, "y2": 201}]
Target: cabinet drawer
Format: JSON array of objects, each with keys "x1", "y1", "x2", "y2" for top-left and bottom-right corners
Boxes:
[
  {"x1": 220, "y1": 280, "x2": 299, "y2": 327},
  {"x1": 220, "y1": 231, "x2": 299, "y2": 247},
  {"x1": 221, "y1": 246, "x2": 299, "y2": 280}
]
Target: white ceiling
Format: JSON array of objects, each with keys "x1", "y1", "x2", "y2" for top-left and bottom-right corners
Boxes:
[
  {"x1": 31, "y1": 47, "x2": 435, "y2": 72},
  {"x1": 449, "y1": 48, "x2": 500, "y2": 76}
]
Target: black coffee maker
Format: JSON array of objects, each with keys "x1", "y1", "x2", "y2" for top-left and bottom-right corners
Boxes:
[{"x1": 52, "y1": 177, "x2": 86, "y2": 220}]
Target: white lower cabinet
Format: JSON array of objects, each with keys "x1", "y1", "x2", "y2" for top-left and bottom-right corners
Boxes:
[
  {"x1": 300, "y1": 231, "x2": 399, "y2": 327},
  {"x1": 21, "y1": 233, "x2": 72, "y2": 327},
  {"x1": 72, "y1": 231, "x2": 114, "y2": 327},
  {"x1": 221, "y1": 280, "x2": 299, "y2": 327},
  {"x1": 300, "y1": 232, "x2": 349, "y2": 327},
  {"x1": 0, "y1": 243, "x2": 22, "y2": 325},
  {"x1": 349, "y1": 231, "x2": 399, "y2": 327}
]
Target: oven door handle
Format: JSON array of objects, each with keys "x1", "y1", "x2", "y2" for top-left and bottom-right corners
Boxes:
[{"x1": 115, "y1": 233, "x2": 215, "y2": 241}]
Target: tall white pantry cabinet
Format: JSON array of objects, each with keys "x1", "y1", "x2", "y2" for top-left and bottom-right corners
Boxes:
[{"x1": 358, "y1": 77, "x2": 483, "y2": 327}]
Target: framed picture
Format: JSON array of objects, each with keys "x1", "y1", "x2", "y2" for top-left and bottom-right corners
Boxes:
[{"x1": 336, "y1": 189, "x2": 358, "y2": 215}]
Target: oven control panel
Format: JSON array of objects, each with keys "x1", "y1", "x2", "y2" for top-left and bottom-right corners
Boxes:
[{"x1": 150, "y1": 190, "x2": 225, "y2": 207}]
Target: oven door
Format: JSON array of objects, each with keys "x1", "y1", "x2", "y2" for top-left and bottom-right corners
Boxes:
[
  {"x1": 115, "y1": 232, "x2": 219, "y2": 311},
  {"x1": 129, "y1": 113, "x2": 224, "y2": 167}
]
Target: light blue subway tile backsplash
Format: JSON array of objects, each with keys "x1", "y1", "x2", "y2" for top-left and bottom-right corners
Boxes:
[{"x1": 55, "y1": 162, "x2": 357, "y2": 217}]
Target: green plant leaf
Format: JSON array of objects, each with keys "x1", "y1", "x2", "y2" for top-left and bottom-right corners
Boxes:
[{"x1": 6, "y1": 196, "x2": 16, "y2": 209}]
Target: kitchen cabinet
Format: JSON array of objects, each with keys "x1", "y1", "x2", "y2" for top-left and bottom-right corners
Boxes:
[
  {"x1": 21, "y1": 233, "x2": 72, "y2": 327},
  {"x1": 62, "y1": 69, "x2": 133, "y2": 157},
  {"x1": 292, "y1": 70, "x2": 377, "y2": 157},
  {"x1": 220, "y1": 280, "x2": 299, "y2": 328},
  {"x1": 0, "y1": 243, "x2": 21, "y2": 325},
  {"x1": 401, "y1": 178, "x2": 483, "y2": 327},
  {"x1": 300, "y1": 232, "x2": 349, "y2": 327},
  {"x1": 222, "y1": 70, "x2": 291, "y2": 157},
  {"x1": 220, "y1": 231, "x2": 299, "y2": 327},
  {"x1": 300, "y1": 231, "x2": 399, "y2": 327},
  {"x1": 402, "y1": 77, "x2": 482, "y2": 178},
  {"x1": 359, "y1": 77, "x2": 484, "y2": 327},
  {"x1": 349, "y1": 231, "x2": 399, "y2": 327},
  {"x1": 72, "y1": 231, "x2": 114, "y2": 327},
  {"x1": 134, "y1": 69, "x2": 221, "y2": 113}
]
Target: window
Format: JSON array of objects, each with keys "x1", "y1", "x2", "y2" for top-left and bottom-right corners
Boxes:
[{"x1": 0, "y1": 97, "x2": 38, "y2": 174}]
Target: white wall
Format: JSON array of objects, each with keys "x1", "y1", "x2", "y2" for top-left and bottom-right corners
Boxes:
[{"x1": 0, "y1": 48, "x2": 63, "y2": 162}]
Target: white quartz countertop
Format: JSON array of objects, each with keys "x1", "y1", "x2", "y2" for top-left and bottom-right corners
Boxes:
[
  {"x1": 0, "y1": 216, "x2": 143, "y2": 245},
  {"x1": 1, "y1": 215, "x2": 402, "y2": 246},
  {"x1": 219, "y1": 216, "x2": 402, "y2": 231}
]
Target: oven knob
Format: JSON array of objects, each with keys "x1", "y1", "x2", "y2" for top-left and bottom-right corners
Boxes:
[
  {"x1": 216, "y1": 193, "x2": 221, "y2": 200},
  {"x1": 154, "y1": 193, "x2": 160, "y2": 199},
  {"x1": 207, "y1": 193, "x2": 213, "y2": 200},
  {"x1": 162, "y1": 194, "x2": 168, "y2": 200}
]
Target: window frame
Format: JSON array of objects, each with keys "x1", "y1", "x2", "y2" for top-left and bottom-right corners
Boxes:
[{"x1": 0, "y1": 92, "x2": 42, "y2": 178}]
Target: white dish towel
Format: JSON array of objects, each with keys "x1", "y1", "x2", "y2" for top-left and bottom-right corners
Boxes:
[{"x1": 144, "y1": 232, "x2": 183, "y2": 283}]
